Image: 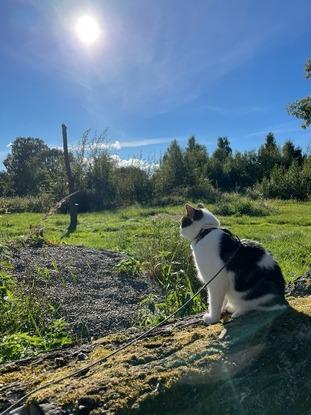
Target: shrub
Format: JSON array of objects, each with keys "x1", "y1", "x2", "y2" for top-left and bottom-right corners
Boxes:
[
  {"x1": 0, "y1": 194, "x2": 54, "y2": 213},
  {"x1": 214, "y1": 193, "x2": 272, "y2": 216},
  {"x1": 185, "y1": 178, "x2": 219, "y2": 202},
  {"x1": 259, "y1": 161, "x2": 311, "y2": 200}
]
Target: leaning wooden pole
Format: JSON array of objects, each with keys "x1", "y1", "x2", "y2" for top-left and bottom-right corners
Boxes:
[{"x1": 62, "y1": 123, "x2": 77, "y2": 234}]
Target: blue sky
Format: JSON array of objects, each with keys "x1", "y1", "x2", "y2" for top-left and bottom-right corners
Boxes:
[{"x1": 0, "y1": 0, "x2": 310, "y2": 167}]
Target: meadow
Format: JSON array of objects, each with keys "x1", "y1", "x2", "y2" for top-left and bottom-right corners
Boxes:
[
  {"x1": 0, "y1": 197, "x2": 310, "y2": 281},
  {"x1": 0, "y1": 196, "x2": 310, "y2": 362}
]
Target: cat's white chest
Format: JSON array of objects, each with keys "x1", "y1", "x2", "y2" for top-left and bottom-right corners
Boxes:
[{"x1": 191, "y1": 230, "x2": 224, "y2": 278}]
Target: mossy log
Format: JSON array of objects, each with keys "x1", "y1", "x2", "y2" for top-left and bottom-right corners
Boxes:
[{"x1": 1, "y1": 296, "x2": 311, "y2": 415}]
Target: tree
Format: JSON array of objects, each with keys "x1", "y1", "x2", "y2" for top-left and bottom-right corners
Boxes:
[
  {"x1": 184, "y1": 136, "x2": 208, "y2": 186},
  {"x1": 114, "y1": 166, "x2": 152, "y2": 204},
  {"x1": 288, "y1": 58, "x2": 311, "y2": 129},
  {"x1": 212, "y1": 137, "x2": 232, "y2": 162},
  {"x1": 154, "y1": 140, "x2": 186, "y2": 195},
  {"x1": 282, "y1": 140, "x2": 304, "y2": 168},
  {"x1": 3, "y1": 137, "x2": 56, "y2": 196},
  {"x1": 258, "y1": 133, "x2": 282, "y2": 178}
]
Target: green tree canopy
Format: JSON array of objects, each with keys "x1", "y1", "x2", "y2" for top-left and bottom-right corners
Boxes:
[
  {"x1": 154, "y1": 139, "x2": 186, "y2": 195},
  {"x1": 184, "y1": 136, "x2": 208, "y2": 185},
  {"x1": 3, "y1": 137, "x2": 64, "y2": 196},
  {"x1": 288, "y1": 58, "x2": 311, "y2": 129},
  {"x1": 258, "y1": 133, "x2": 282, "y2": 178},
  {"x1": 212, "y1": 137, "x2": 232, "y2": 162}
]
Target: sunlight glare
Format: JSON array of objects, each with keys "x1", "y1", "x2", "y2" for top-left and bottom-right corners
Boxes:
[{"x1": 75, "y1": 15, "x2": 100, "y2": 45}]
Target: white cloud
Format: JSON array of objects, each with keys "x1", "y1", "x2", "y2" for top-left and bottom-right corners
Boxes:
[
  {"x1": 111, "y1": 154, "x2": 159, "y2": 171},
  {"x1": 102, "y1": 137, "x2": 171, "y2": 150}
]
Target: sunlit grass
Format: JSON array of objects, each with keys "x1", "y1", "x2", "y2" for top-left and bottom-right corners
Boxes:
[
  {"x1": 0, "y1": 200, "x2": 310, "y2": 281},
  {"x1": 0, "y1": 199, "x2": 310, "y2": 361}
]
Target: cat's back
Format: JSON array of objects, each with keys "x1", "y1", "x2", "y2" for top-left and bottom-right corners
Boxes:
[{"x1": 219, "y1": 230, "x2": 286, "y2": 302}]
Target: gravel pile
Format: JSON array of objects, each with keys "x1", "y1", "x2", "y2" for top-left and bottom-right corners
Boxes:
[
  {"x1": 7, "y1": 244, "x2": 159, "y2": 338},
  {"x1": 286, "y1": 269, "x2": 311, "y2": 297}
]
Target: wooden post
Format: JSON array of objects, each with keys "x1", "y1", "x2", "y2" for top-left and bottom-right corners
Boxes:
[{"x1": 62, "y1": 123, "x2": 77, "y2": 233}]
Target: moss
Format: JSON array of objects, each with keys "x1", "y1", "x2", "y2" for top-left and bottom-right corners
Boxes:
[{"x1": 1, "y1": 297, "x2": 311, "y2": 414}]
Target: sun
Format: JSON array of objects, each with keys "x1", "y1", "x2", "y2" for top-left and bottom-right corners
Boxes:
[{"x1": 75, "y1": 15, "x2": 100, "y2": 45}]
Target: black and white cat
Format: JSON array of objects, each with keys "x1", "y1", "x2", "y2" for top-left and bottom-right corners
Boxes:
[{"x1": 180, "y1": 203, "x2": 287, "y2": 325}]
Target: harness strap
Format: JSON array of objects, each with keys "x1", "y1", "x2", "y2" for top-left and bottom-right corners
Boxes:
[{"x1": 194, "y1": 226, "x2": 237, "y2": 245}]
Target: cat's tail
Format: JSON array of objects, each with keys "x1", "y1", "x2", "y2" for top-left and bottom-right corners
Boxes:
[{"x1": 256, "y1": 302, "x2": 289, "y2": 312}]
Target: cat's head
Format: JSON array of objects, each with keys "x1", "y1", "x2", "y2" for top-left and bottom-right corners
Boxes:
[{"x1": 180, "y1": 203, "x2": 220, "y2": 241}]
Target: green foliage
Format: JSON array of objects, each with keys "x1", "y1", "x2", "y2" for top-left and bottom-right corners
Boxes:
[
  {"x1": 0, "y1": 320, "x2": 71, "y2": 364},
  {"x1": 134, "y1": 219, "x2": 206, "y2": 326},
  {"x1": 114, "y1": 166, "x2": 152, "y2": 205},
  {"x1": 2, "y1": 138, "x2": 66, "y2": 197},
  {"x1": 257, "y1": 133, "x2": 282, "y2": 179},
  {"x1": 213, "y1": 193, "x2": 271, "y2": 216},
  {"x1": 288, "y1": 58, "x2": 311, "y2": 129},
  {"x1": 2, "y1": 131, "x2": 310, "y2": 211},
  {"x1": 153, "y1": 139, "x2": 186, "y2": 196},
  {"x1": 288, "y1": 96, "x2": 311, "y2": 129},
  {"x1": 259, "y1": 159, "x2": 311, "y2": 200},
  {"x1": 282, "y1": 140, "x2": 304, "y2": 168},
  {"x1": 212, "y1": 136, "x2": 232, "y2": 162},
  {"x1": 0, "y1": 194, "x2": 54, "y2": 213},
  {"x1": 0, "y1": 258, "x2": 72, "y2": 363},
  {"x1": 114, "y1": 256, "x2": 143, "y2": 277}
]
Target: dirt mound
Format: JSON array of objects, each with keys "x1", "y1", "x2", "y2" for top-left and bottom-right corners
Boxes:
[{"x1": 7, "y1": 244, "x2": 159, "y2": 338}]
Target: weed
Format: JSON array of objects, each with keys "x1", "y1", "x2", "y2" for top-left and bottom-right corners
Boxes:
[
  {"x1": 0, "y1": 257, "x2": 72, "y2": 363},
  {"x1": 114, "y1": 257, "x2": 143, "y2": 277}
]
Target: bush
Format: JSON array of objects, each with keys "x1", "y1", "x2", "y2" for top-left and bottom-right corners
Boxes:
[
  {"x1": 259, "y1": 161, "x2": 311, "y2": 200},
  {"x1": 0, "y1": 194, "x2": 54, "y2": 213},
  {"x1": 214, "y1": 193, "x2": 272, "y2": 216},
  {"x1": 150, "y1": 195, "x2": 186, "y2": 207},
  {"x1": 185, "y1": 178, "x2": 219, "y2": 202}
]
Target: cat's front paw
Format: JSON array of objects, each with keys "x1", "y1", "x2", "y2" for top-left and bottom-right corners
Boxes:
[{"x1": 203, "y1": 313, "x2": 219, "y2": 325}]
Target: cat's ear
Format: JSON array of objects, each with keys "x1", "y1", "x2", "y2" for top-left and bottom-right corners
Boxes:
[
  {"x1": 185, "y1": 203, "x2": 195, "y2": 218},
  {"x1": 197, "y1": 203, "x2": 204, "y2": 208}
]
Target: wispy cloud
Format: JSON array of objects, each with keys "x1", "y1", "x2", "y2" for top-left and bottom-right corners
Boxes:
[
  {"x1": 197, "y1": 105, "x2": 266, "y2": 117},
  {"x1": 247, "y1": 125, "x2": 301, "y2": 138}
]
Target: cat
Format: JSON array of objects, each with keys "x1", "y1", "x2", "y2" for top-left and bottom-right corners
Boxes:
[{"x1": 180, "y1": 203, "x2": 287, "y2": 325}]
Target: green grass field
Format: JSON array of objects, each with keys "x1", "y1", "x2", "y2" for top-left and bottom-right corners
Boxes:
[
  {"x1": 0, "y1": 199, "x2": 310, "y2": 281},
  {"x1": 0, "y1": 198, "x2": 310, "y2": 362}
]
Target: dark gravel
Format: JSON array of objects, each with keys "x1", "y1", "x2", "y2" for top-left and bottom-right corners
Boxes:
[
  {"x1": 7, "y1": 244, "x2": 159, "y2": 338},
  {"x1": 286, "y1": 269, "x2": 311, "y2": 297}
]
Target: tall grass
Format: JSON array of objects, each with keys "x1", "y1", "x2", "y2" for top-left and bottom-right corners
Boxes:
[{"x1": 117, "y1": 218, "x2": 207, "y2": 326}]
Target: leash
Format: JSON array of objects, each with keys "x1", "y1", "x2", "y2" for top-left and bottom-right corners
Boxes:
[{"x1": 1, "y1": 231, "x2": 241, "y2": 415}]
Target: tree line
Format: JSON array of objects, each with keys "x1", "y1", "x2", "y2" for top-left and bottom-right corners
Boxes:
[{"x1": 0, "y1": 131, "x2": 310, "y2": 212}]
